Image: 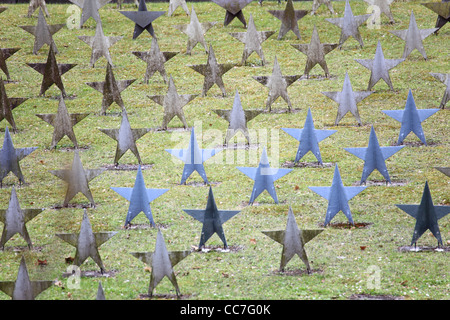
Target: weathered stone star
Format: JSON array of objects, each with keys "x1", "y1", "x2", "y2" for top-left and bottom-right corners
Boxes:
[
  {"x1": 268, "y1": 0, "x2": 309, "y2": 40},
  {"x1": 212, "y1": 0, "x2": 253, "y2": 27},
  {"x1": 69, "y1": 0, "x2": 111, "y2": 27},
  {"x1": 0, "y1": 79, "x2": 28, "y2": 132},
  {"x1": 119, "y1": 0, "x2": 165, "y2": 39},
  {"x1": 0, "y1": 48, "x2": 20, "y2": 81}
]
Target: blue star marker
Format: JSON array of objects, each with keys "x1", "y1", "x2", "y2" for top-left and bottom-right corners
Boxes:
[
  {"x1": 165, "y1": 127, "x2": 221, "y2": 184},
  {"x1": 382, "y1": 89, "x2": 439, "y2": 145},
  {"x1": 345, "y1": 126, "x2": 404, "y2": 184},
  {"x1": 237, "y1": 147, "x2": 292, "y2": 205},
  {"x1": 282, "y1": 108, "x2": 336, "y2": 164},
  {"x1": 111, "y1": 165, "x2": 169, "y2": 227},
  {"x1": 309, "y1": 164, "x2": 366, "y2": 225}
]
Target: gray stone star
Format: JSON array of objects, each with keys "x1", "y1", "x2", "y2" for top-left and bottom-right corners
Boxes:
[
  {"x1": 435, "y1": 167, "x2": 450, "y2": 177},
  {"x1": 119, "y1": 0, "x2": 165, "y2": 39},
  {"x1": 422, "y1": 0, "x2": 450, "y2": 34},
  {"x1": 167, "y1": 0, "x2": 189, "y2": 16},
  {"x1": 36, "y1": 96, "x2": 89, "y2": 149},
  {"x1": 355, "y1": 40, "x2": 404, "y2": 91},
  {"x1": 429, "y1": 73, "x2": 449, "y2": 109},
  {"x1": 212, "y1": 0, "x2": 253, "y2": 27},
  {"x1": 27, "y1": 0, "x2": 49, "y2": 17},
  {"x1": 364, "y1": 0, "x2": 395, "y2": 23},
  {"x1": 173, "y1": 6, "x2": 217, "y2": 55},
  {"x1": 188, "y1": 45, "x2": 235, "y2": 97},
  {"x1": 268, "y1": 0, "x2": 309, "y2": 40},
  {"x1": 147, "y1": 75, "x2": 197, "y2": 130},
  {"x1": 132, "y1": 37, "x2": 178, "y2": 84},
  {"x1": 228, "y1": 14, "x2": 275, "y2": 66},
  {"x1": 291, "y1": 24, "x2": 338, "y2": 78},
  {"x1": 389, "y1": 10, "x2": 438, "y2": 59},
  {"x1": 311, "y1": 0, "x2": 335, "y2": 15},
  {"x1": 0, "y1": 48, "x2": 20, "y2": 81},
  {"x1": 0, "y1": 79, "x2": 28, "y2": 133},
  {"x1": 253, "y1": 55, "x2": 301, "y2": 112},
  {"x1": 69, "y1": 0, "x2": 111, "y2": 27}
]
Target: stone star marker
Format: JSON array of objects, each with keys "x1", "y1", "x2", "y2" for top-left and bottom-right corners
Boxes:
[
  {"x1": 325, "y1": 0, "x2": 371, "y2": 48},
  {"x1": 27, "y1": 46, "x2": 77, "y2": 98},
  {"x1": 321, "y1": 72, "x2": 373, "y2": 126},
  {"x1": 0, "y1": 257, "x2": 54, "y2": 300},
  {"x1": 111, "y1": 165, "x2": 168, "y2": 227},
  {"x1": 396, "y1": 181, "x2": 450, "y2": 247},
  {"x1": 147, "y1": 75, "x2": 197, "y2": 130},
  {"x1": 382, "y1": 89, "x2": 439, "y2": 145},
  {"x1": 165, "y1": 127, "x2": 221, "y2": 184},
  {"x1": 78, "y1": 22, "x2": 123, "y2": 67},
  {"x1": 36, "y1": 96, "x2": 89, "y2": 149},
  {"x1": 56, "y1": 209, "x2": 117, "y2": 273},
  {"x1": 19, "y1": 8, "x2": 64, "y2": 55},
  {"x1": 253, "y1": 56, "x2": 301, "y2": 112},
  {"x1": 167, "y1": 0, "x2": 189, "y2": 17},
  {"x1": 0, "y1": 186, "x2": 44, "y2": 250},
  {"x1": 364, "y1": 0, "x2": 395, "y2": 24},
  {"x1": 0, "y1": 79, "x2": 28, "y2": 132},
  {"x1": 0, "y1": 48, "x2": 21, "y2": 81},
  {"x1": 309, "y1": 164, "x2": 367, "y2": 225},
  {"x1": 99, "y1": 108, "x2": 150, "y2": 165},
  {"x1": 183, "y1": 186, "x2": 240, "y2": 249},
  {"x1": 86, "y1": 62, "x2": 136, "y2": 115},
  {"x1": 120, "y1": 0, "x2": 165, "y2": 39},
  {"x1": 130, "y1": 229, "x2": 190, "y2": 297},
  {"x1": 355, "y1": 41, "x2": 404, "y2": 91},
  {"x1": 311, "y1": 0, "x2": 335, "y2": 15},
  {"x1": 188, "y1": 45, "x2": 234, "y2": 97},
  {"x1": 389, "y1": 11, "x2": 438, "y2": 60},
  {"x1": 268, "y1": 0, "x2": 309, "y2": 40},
  {"x1": 429, "y1": 72, "x2": 449, "y2": 109},
  {"x1": 132, "y1": 37, "x2": 178, "y2": 84},
  {"x1": 213, "y1": 90, "x2": 263, "y2": 145},
  {"x1": 212, "y1": 0, "x2": 253, "y2": 27},
  {"x1": 237, "y1": 147, "x2": 292, "y2": 205},
  {"x1": 229, "y1": 14, "x2": 274, "y2": 66},
  {"x1": 69, "y1": 0, "x2": 111, "y2": 27},
  {"x1": 435, "y1": 167, "x2": 450, "y2": 178},
  {"x1": 422, "y1": 0, "x2": 450, "y2": 34},
  {"x1": 344, "y1": 126, "x2": 404, "y2": 184},
  {"x1": 291, "y1": 25, "x2": 338, "y2": 78},
  {"x1": 282, "y1": 108, "x2": 337, "y2": 164},
  {"x1": 173, "y1": 6, "x2": 217, "y2": 55},
  {"x1": 27, "y1": 0, "x2": 50, "y2": 17},
  {"x1": 0, "y1": 127, "x2": 37, "y2": 185},
  {"x1": 262, "y1": 207, "x2": 323, "y2": 272},
  {"x1": 49, "y1": 150, "x2": 105, "y2": 207}
]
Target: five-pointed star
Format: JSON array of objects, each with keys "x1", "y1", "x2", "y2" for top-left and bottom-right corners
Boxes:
[
  {"x1": 422, "y1": 0, "x2": 450, "y2": 34},
  {"x1": 389, "y1": 10, "x2": 438, "y2": 60},
  {"x1": 382, "y1": 89, "x2": 439, "y2": 145},
  {"x1": 27, "y1": 0, "x2": 49, "y2": 17},
  {"x1": 132, "y1": 37, "x2": 178, "y2": 83},
  {"x1": 212, "y1": 0, "x2": 253, "y2": 27},
  {"x1": 85, "y1": 62, "x2": 136, "y2": 115},
  {"x1": 0, "y1": 186, "x2": 43, "y2": 249},
  {"x1": 183, "y1": 186, "x2": 240, "y2": 249},
  {"x1": 282, "y1": 107, "x2": 337, "y2": 164},
  {"x1": 69, "y1": 0, "x2": 111, "y2": 27},
  {"x1": 311, "y1": 0, "x2": 335, "y2": 15},
  {"x1": 188, "y1": 44, "x2": 234, "y2": 97},
  {"x1": 0, "y1": 127, "x2": 37, "y2": 185},
  {"x1": 253, "y1": 56, "x2": 301, "y2": 112},
  {"x1": 237, "y1": 147, "x2": 292, "y2": 205},
  {"x1": 99, "y1": 108, "x2": 150, "y2": 165},
  {"x1": 321, "y1": 71, "x2": 373, "y2": 125},
  {"x1": 26, "y1": 46, "x2": 77, "y2": 98},
  {"x1": 49, "y1": 150, "x2": 105, "y2": 206},
  {"x1": 326, "y1": 0, "x2": 371, "y2": 48},
  {"x1": 291, "y1": 25, "x2": 338, "y2": 78},
  {"x1": 0, "y1": 257, "x2": 54, "y2": 300},
  {"x1": 56, "y1": 210, "x2": 117, "y2": 272},
  {"x1": 0, "y1": 79, "x2": 28, "y2": 132},
  {"x1": 120, "y1": 0, "x2": 165, "y2": 39},
  {"x1": 78, "y1": 22, "x2": 123, "y2": 67},
  {"x1": 268, "y1": 0, "x2": 309, "y2": 40},
  {"x1": 147, "y1": 75, "x2": 197, "y2": 130},
  {"x1": 355, "y1": 41, "x2": 404, "y2": 91},
  {"x1": 344, "y1": 126, "x2": 404, "y2": 184},
  {"x1": 213, "y1": 90, "x2": 263, "y2": 145},
  {"x1": 0, "y1": 48, "x2": 20, "y2": 81},
  {"x1": 165, "y1": 127, "x2": 220, "y2": 184},
  {"x1": 36, "y1": 96, "x2": 89, "y2": 149},
  {"x1": 430, "y1": 72, "x2": 449, "y2": 109},
  {"x1": 167, "y1": 0, "x2": 189, "y2": 16},
  {"x1": 364, "y1": 0, "x2": 395, "y2": 23},
  {"x1": 262, "y1": 206, "x2": 323, "y2": 272},
  {"x1": 111, "y1": 165, "x2": 169, "y2": 226},
  {"x1": 396, "y1": 181, "x2": 450, "y2": 247},
  {"x1": 19, "y1": 8, "x2": 64, "y2": 55},
  {"x1": 130, "y1": 229, "x2": 190, "y2": 296},
  {"x1": 309, "y1": 164, "x2": 367, "y2": 225},
  {"x1": 229, "y1": 14, "x2": 274, "y2": 66}
]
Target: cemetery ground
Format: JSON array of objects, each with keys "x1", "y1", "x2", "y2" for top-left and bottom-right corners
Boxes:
[{"x1": 0, "y1": 1, "x2": 448, "y2": 300}]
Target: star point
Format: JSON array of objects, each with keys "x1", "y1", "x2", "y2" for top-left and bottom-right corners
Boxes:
[
  {"x1": 422, "y1": 0, "x2": 450, "y2": 34},
  {"x1": 0, "y1": 79, "x2": 28, "y2": 132},
  {"x1": 0, "y1": 47, "x2": 20, "y2": 81},
  {"x1": 429, "y1": 72, "x2": 449, "y2": 109}
]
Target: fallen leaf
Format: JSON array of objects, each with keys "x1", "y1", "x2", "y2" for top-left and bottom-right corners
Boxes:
[
  {"x1": 360, "y1": 246, "x2": 366, "y2": 251},
  {"x1": 249, "y1": 238, "x2": 257, "y2": 244},
  {"x1": 65, "y1": 256, "x2": 74, "y2": 264},
  {"x1": 36, "y1": 259, "x2": 47, "y2": 266}
]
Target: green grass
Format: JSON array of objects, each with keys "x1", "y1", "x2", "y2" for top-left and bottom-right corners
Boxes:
[{"x1": 0, "y1": 0, "x2": 448, "y2": 300}]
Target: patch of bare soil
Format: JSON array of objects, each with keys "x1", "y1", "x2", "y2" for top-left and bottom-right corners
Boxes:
[
  {"x1": 349, "y1": 294, "x2": 405, "y2": 300},
  {"x1": 271, "y1": 268, "x2": 323, "y2": 276},
  {"x1": 351, "y1": 179, "x2": 408, "y2": 186},
  {"x1": 62, "y1": 270, "x2": 118, "y2": 278},
  {"x1": 398, "y1": 245, "x2": 450, "y2": 252},
  {"x1": 137, "y1": 293, "x2": 193, "y2": 300},
  {"x1": 51, "y1": 203, "x2": 95, "y2": 209},
  {"x1": 282, "y1": 161, "x2": 334, "y2": 168},
  {"x1": 122, "y1": 223, "x2": 168, "y2": 230},
  {"x1": 102, "y1": 163, "x2": 153, "y2": 171},
  {"x1": 262, "y1": 108, "x2": 303, "y2": 114},
  {"x1": 191, "y1": 244, "x2": 244, "y2": 253},
  {"x1": 319, "y1": 222, "x2": 373, "y2": 229}
]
